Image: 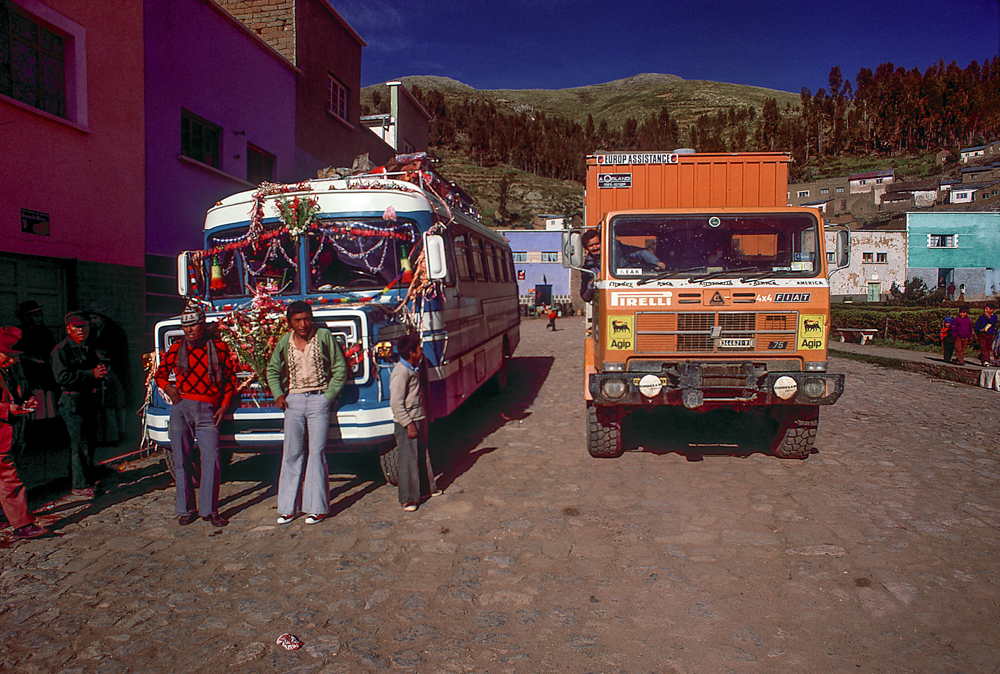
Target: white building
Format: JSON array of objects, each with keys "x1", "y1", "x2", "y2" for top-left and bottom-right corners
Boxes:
[{"x1": 826, "y1": 228, "x2": 907, "y2": 303}]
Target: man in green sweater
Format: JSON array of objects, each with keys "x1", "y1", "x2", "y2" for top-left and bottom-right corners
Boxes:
[{"x1": 266, "y1": 301, "x2": 347, "y2": 525}]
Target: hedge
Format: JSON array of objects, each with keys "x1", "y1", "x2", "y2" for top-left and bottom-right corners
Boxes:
[{"x1": 830, "y1": 305, "x2": 989, "y2": 346}]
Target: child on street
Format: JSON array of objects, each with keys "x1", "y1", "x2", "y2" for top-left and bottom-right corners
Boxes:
[
  {"x1": 951, "y1": 305, "x2": 974, "y2": 366},
  {"x1": 389, "y1": 333, "x2": 440, "y2": 511}
]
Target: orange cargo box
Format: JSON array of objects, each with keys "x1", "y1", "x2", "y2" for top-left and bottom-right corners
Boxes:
[{"x1": 585, "y1": 152, "x2": 790, "y2": 228}]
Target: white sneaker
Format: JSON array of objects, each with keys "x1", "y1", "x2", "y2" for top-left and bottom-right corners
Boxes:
[
  {"x1": 402, "y1": 503, "x2": 418, "y2": 512},
  {"x1": 276, "y1": 514, "x2": 296, "y2": 525},
  {"x1": 304, "y1": 514, "x2": 325, "y2": 525}
]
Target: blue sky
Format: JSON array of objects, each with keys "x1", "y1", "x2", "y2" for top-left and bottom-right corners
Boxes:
[{"x1": 334, "y1": 0, "x2": 1000, "y2": 95}]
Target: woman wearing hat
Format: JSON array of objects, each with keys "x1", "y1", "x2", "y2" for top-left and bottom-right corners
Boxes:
[{"x1": 0, "y1": 326, "x2": 51, "y2": 539}]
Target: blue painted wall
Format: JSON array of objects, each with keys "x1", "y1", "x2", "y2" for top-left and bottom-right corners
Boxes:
[
  {"x1": 500, "y1": 230, "x2": 573, "y2": 299},
  {"x1": 906, "y1": 212, "x2": 1000, "y2": 299}
]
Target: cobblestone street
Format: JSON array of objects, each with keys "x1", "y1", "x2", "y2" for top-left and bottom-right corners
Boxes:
[{"x1": 3, "y1": 316, "x2": 1000, "y2": 673}]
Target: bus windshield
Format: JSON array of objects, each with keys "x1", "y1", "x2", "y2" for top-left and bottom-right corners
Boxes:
[
  {"x1": 609, "y1": 213, "x2": 821, "y2": 280},
  {"x1": 207, "y1": 227, "x2": 300, "y2": 298},
  {"x1": 204, "y1": 218, "x2": 420, "y2": 299},
  {"x1": 307, "y1": 220, "x2": 416, "y2": 292}
]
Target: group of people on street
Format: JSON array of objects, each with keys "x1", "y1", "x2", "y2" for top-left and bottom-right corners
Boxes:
[
  {"x1": 1, "y1": 304, "x2": 125, "y2": 540},
  {"x1": 941, "y1": 303, "x2": 999, "y2": 366},
  {"x1": 152, "y1": 299, "x2": 439, "y2": 529}
]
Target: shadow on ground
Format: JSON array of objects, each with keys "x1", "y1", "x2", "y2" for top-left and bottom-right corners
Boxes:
[
  {"x1": 428, "y1": 355, "x2": 554, "y2": 490},
  {"x1": 623, "y1": 407, "x2": 779, "y2": 460}
]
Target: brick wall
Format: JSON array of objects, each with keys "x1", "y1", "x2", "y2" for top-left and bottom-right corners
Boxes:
[{"x1": 215, "y1": 0, "x2": 296, "y2": 64}]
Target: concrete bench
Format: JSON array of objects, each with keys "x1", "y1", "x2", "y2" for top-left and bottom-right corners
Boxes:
[
  {"x1": 980, "y1": 367, "x2": 1000, "y2": 391},
  {"x1": 836, "y1": 328, "x2": 878, "y2": 345}
]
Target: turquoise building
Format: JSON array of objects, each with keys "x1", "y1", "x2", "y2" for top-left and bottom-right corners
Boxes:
[{"x1": 906, "y1": 212, "x2": 1000, "y2": 300}]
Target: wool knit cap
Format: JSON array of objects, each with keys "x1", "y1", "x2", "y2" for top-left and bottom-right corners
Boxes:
[{"x1": 180, "y1": 301, "x2": 206, "y2": 326}]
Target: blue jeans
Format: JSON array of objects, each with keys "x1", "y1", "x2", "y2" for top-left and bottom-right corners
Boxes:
[
  {"x1": 278, "y1": 392, "x2": 331, "y2": 516},
  {"x1": 169, "y1": 399, "x2": 221, "y2": 517}
]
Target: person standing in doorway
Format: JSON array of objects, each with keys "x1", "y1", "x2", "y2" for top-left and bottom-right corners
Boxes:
[
  {"x1": 266, "y1": 301, "x2": 347, "y2": 526},
  {"x1": 950, "y1": 305, "x2": 974, "y2": 366},
  {"x1": 947, "y1": 281, "x2": 955, "y2": 301},
  {"x1": 51, "y1": 312, "x2": 106, "y2": 498},
  {"x1": 154, "y1": 302, "x2": 236, "y2": 527},
  {"x1": 390, "y1": 333, "x2": 440, "y2": 512},
  {"x1": 0, "y1": 327, "x2": 50, "y2": 539}
]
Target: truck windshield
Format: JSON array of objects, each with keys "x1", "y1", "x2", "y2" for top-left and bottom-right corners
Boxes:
[{"x1": 609, "y1": 213, "x2": 820, "y2": 279}]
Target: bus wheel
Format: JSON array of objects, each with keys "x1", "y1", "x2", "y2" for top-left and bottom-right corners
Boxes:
[
  {"x1": 219, "y1": 448, "x2": 234, "y2": 479},
  {"x1": 586, "y1": 402, "x2": 623, "y2": 458},
  {"x1": 163, "y1": 447, "x2": 176, "y2": 480},
  {"x1": 379, "y1": 444, "x2": 399, "y2": 486},
  {"x1": 770, "y1": 405, "x2": 818, "y2": 459},
  {"x1": 486, "y1": 339, "x2": 510, "y2": 394}
]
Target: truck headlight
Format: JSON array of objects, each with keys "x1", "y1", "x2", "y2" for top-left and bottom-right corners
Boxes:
[
  {"x1": 803, "y1": 378, "x2": 826, "y2": 399},
  {"x1": 804, "y1": 361, "x2": 828, "y2": 372},
  {"x1": 602, "y1": 379, "x2": 627, "y2": 398}
]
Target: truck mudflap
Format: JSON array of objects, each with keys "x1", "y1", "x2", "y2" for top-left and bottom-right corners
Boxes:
[{"x1": 588, "y1": 364, "x2": 844, "y2": 409}]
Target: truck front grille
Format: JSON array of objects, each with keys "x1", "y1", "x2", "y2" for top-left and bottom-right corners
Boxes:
[{"x1": 634, "y1": 311, "x2": 798, "y2": 354}]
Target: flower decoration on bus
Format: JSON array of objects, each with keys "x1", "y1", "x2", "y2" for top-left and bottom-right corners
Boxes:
[
  {"x1": 215, "y1": 287, "x2": 288, "y2": 392},
  {"x1": 275, "y1": 193, "x2": 321, "y2": 239}
]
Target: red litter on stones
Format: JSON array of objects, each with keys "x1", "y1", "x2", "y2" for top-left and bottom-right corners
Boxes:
[{"x1": 276, "y1": 633, "x2": 303, "y2": 650}]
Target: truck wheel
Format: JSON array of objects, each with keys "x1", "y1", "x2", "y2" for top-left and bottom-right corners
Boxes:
[
  {"x1": 770, "y1": 406, "x2": 818, "y2": 459},
  {"x1": 379, "y1": 444, "x2": 400, "y2": 486},
  {"x1": 586, "y1": 402, "x2": 623, "y2": 458}
]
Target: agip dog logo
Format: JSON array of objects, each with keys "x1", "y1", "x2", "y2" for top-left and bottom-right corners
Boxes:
[
  {"x1": 608, "y1": 315, "x2": 634, "y2": 350},
  {"x1": 798, "y1": 314, "x2": 826, "y2": 350}
]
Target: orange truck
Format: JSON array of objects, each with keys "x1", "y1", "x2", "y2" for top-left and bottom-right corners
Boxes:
[{"x1": 564, "y1": 151, "x2": 847, "y2": 459}]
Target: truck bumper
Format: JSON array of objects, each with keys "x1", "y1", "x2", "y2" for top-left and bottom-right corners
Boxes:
[{"x1": 588, "y1": 365, "x2": 844, "y2": 409}]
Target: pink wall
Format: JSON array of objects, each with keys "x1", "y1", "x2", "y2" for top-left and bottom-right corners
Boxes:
[
  {"x1": 144, "y1": 0, "x2": 298, "y2": 257},
  {"x1": 1, "y1": 0, "x2": 145, "y2": 268}
]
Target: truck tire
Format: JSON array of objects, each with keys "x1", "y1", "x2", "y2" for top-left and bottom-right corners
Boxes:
[
  {"x1": 379, "y1": 444, "x2": 400, "y2": 486},
  {"x1": 770, "y1": 405, "x2": 818, "y2": 459},
  {"x1": 586, "y1": 402, "x2": 623, "y2": 458}
]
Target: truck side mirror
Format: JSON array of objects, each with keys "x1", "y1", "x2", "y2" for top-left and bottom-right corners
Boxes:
[
  {"x1": 562, "y1": 229, "x2": 583, "y2": 268},
  {"x1": 836, "y1": 230, "x2": 850, "y2": 268},
  {"x1": 177, "y1": 252, "x2": 192, "y2": 297},
  {"x1": 424, "y1": 233, "x2": 449, "y2": 280}
]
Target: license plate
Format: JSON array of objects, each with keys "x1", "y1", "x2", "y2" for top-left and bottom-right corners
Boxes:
[{"x1": 718, "y1": 338, "x2": 755, "y2": 348}]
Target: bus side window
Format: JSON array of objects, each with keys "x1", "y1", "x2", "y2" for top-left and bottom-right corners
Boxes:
[
  {"x1": 470, "y1": 237, "x2": 486, "y2": 281},
  {"x1": 453, "y1": 233, "x2": 472, "y2": 281},
  {"x1": 485, "y1": 244, "x2": 497, "y2": 281},
  {"x1": 497, "y1": 248, "x2": 509, "y2": 282}
]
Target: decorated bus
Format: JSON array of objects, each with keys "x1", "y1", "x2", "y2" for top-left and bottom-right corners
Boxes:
[{"x1": 144, "y1": 154, "x2": 520, "y2": 483}]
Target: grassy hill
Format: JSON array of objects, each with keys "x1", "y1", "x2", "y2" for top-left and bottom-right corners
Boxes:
[{"x1": 367, "y1": 74, "x2": 800, "y2": 130}]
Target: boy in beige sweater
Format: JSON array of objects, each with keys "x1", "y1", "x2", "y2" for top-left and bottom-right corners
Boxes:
[{"x1": 389, "y1": 333, "x2": 440, "y2": 511}]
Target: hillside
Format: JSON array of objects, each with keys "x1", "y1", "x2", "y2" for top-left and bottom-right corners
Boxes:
[
  {"x1": 362, "y1": 74, "x2": 803, "y2": 224},
  {"x1": 365, "y1": 73, "x2": 800, "y2": 131}
]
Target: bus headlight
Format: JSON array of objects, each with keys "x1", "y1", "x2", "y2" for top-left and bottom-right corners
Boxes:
[
  {"x1": 374, "y1": 341, "x2": 394, "y2": 360},
  {"x1": 602, "y1": 379, "x2": 627, "y2": 399},
  {"x1": 803, "y1": 378, "x2": 826, "y2": 399}
]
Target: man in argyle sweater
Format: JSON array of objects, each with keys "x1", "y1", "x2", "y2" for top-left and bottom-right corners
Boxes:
[{"x1": 155, "y1": 302, "x2": 236, "y2": 527}]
